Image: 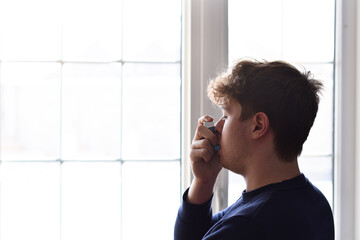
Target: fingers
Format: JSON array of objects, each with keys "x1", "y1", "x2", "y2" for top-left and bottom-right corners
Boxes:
[
  {"x1": 198, "y1": 115, "x2": 214, "y2": 126},
  {"x1": 190, "y1": 115, "x2": 220, "y2": 164},
  {"x1": 190, "y1": 139, "x2": 215, "y2": 163},
  {"x1": 190, "y1": 115, "x2": 222, "y2": 184},
  {"x1": 193, "y1": 125, "x2": 218, "y2": 145},
  {"x1": 192, "y1": 137, "x2": 213, "y2": 149}
]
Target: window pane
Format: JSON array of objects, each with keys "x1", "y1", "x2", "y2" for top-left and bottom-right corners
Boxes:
[
  {"x1": 0, "y1": 162, "x2": 60, "y2": 240},
  {"x1": 228, "y1": 0, "x2": 283, "y2": 62},
  {"x1": 122, "y1": 161, "x2": 180, "y2": 240},
  {"x1": 0, "y1": 63, "x2": 61, "y2": 160},
  {"x1": 301, "y1": 64, "x2": 333, "y2": 156},
  {"x1": 228, "y1": 0, "x2": 335, "y2": 211},
  {"x1": 122, "y1": 63, "x2": 180, "y2": 160},
  {"x1": 228, "y1": 171, "x2": 246, "y2": 205},
  {"x1": 62, "y1": 0, "x2": 122, "y2": 61},
  {"x1": 228, "y1": 0, "x2": 335, "y2": 63},
  {"x1": 62, "y1": 63, "x2": 121, "y2": 160},
  {"x1": 283, "y1": 0, "x2": 335, "y2": 62},
  {"x1": 299, "y1": 156, "x2": 333, "y2": 208},
  {"x1": 61, "y1": 162, "x2": 121, "y2": 240},
  {"x1": 122, "y1": 0, "x2": 181, "y2": 61},
  {"x1": 0, "y1": 0, "x2": 61, "y2": 61},
  {"x1": 0, "y1": 1, "x2": 182, "y2": 239}
]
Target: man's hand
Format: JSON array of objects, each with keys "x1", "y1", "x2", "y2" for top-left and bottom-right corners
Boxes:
[{"x1": 187, "y1": 115, "x2": 223, "y2": 204}]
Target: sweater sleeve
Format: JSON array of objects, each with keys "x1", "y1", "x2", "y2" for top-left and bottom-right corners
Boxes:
[{"x1": 174, "y1": 188, "x2": 215, "y2": 240}]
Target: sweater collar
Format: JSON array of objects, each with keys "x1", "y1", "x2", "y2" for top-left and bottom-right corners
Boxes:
[{"x1": 241, "y1": 173, "x2": 307, "y2": 201}]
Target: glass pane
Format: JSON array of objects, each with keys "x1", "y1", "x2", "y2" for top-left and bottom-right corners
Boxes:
[
  {"x1": 299, "y1": 156, "x2": 333, "y2": 208},
  {"x1": 62, "y1": 0, "x2": 122, "y2": 61},
  {"x1": 228, "y1": 171, "x2": 246, "y2": 205},
  {"x1": 0, "y1": 0, "x2": 61, "y2": 61},
  {"x1": 122, "y1": 63, "x2": 180, "y2": 160},
  {"x1": 0, "y1": 63, "x2": 61, "y2": 160},
  {"x1": 62, "y1": 63, "x2": 121, "y2": 160},
  {"x1": 228, "y1": 0, "x2": 335, "y2": 212},
  {"x1": 123, "y1": 0, "x2": 181, "y2": 61},
  {"x1": 283, "y1": 0, "x2": 335, "y2": 62},
  {"x1": 229, "y1": 0, "x2": 335, "y2": 63},
  {"x1": 0, "y1": 162, "x2": 60, "y2": 240},
  {"x1": 300, "y1": 64, "x2": 333, "y2": 156},
  {"x1": 61, "y1": 162, "x2": 121, "y2": 240},
  {"x1": 122, "y1": 161, "x2": 180, "y2": 240},
  {"x1": 228, "y1": 0, "x2": 283, "y2": 63}
]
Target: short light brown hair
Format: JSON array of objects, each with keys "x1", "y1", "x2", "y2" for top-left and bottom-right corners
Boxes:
[{"x1": 208, "y1": 59, "x2": 322, "y2": 161}]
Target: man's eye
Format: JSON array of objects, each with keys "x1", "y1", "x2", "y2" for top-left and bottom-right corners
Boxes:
[{"x1": 222, "y1": 115, "x2": 228, "y2": 120}]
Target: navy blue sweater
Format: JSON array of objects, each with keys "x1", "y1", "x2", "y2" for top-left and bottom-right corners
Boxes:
[{"x1": 175, "y1": 174, "x2": 334, "y2": 240}]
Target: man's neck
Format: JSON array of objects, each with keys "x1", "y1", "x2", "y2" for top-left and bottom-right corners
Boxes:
[{"x1": 244, "y1": 157, "x2": 300, "y2": 192}]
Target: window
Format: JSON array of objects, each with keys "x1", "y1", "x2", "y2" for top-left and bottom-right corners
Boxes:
[
  {"x1": 226, "y1": 0, "x2": 335, "y2": 208},
  {"x1": 227, "y1": 0, "x2": 335, "y2": 209},
  {"x1": 0, "y1": 0, "x2": 182, "y2": 239}
]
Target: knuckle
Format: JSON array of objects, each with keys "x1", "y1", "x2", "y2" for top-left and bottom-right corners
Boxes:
[
  {"x1": 201, "y1": 149, "x2": 207, "y2": 160},
  {"x1": 203, "y1": 139, "x2": 212, "y2": 149},
  {"x1": 199, "y1": 139, "x2": 209, "y2": 149},
  {"x1": 201, "y1": 148, "x2": 212, "y2": 159},
  {"x1": 191, "y1": 138, "x2": 202, "y2": 148},
  {"x1": 198, "y1": 117, "x2": 205, "y2": 125},
  {"x1": 190, "y1": 150, "x2": 196, "y2": 159}
]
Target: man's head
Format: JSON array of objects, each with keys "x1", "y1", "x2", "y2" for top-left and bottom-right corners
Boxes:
[{"x1": 208, "y1": 59, "x2": 322, "y2": 161}]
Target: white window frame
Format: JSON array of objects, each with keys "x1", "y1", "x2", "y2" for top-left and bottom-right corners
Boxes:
[
  {"x1": 335, "y1": 0, "x2": 360, "y2": 239},
  {"x1": 182, "y1": 0, "x2": 360, "y2": 239},
  {"x1": 182, "y1": 0, "x2": 229, "y2": 211}
]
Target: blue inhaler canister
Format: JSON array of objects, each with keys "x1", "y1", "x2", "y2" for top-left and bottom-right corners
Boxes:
[{"x1": 204, "y1": 121, "x2": 221, "y2": 151}]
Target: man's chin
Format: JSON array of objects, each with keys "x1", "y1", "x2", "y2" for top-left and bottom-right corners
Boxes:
[{"x1": 218, "y1": 156, "x2": 229, "y2": 169}]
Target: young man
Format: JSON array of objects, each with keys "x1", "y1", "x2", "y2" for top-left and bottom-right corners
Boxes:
[{"x1": 174, "y1": 59, "x2": 334, "y2": 240}]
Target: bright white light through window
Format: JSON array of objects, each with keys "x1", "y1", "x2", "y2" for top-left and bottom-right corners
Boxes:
[
  {"x1": 228, "y1": 0, "x2": 335, "y2": 208},
  {"x1": 0, "y1": 0, "x2": 182, "y2": 239}
]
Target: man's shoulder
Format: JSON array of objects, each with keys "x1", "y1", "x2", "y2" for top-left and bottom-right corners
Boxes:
[
  {"x1": 261, "y1": 179, "x2": 332, "y2": 216},
  {"x1": 217, "y1": 178, "x2": 334, "y2": 239},
  {"x1": 248, "y1": 179, "x2": 332, "y2": 219},
  {"x1": 253, "y1": 180, "x2": 334, "y2": 239}
]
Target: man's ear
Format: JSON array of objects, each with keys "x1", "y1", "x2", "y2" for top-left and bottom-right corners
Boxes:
[{"x1": 251, "y1": 112, "x2": 269, "y2": 139}]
